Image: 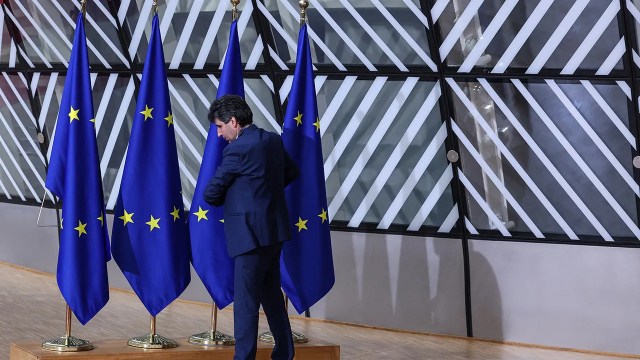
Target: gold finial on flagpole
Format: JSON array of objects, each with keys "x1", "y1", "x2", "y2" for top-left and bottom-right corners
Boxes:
[
  {"x1": 231, "y1": 0, "x2": 240, "y2": 21},
  {"x1": 299, "y1": 0, "x2": 308, "y2": 27},
  {"x1": 152, "y1": 0, "x2": 158, "y2": 14},
  {"x1": 81, "y1": 0, "x2": 87, "y2": 19}
]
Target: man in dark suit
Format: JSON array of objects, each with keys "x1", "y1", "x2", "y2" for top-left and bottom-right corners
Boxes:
[{"x1": 204, "y1": 95, "x2": 298, "y2": 360}]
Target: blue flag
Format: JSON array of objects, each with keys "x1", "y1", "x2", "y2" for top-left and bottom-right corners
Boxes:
[
  {"x1": 189, "y1": 20, "x2": 244, "y2": 309},
  {"x1": 111, "y1": 14, "x2": 190, "y2": 316},
  {"x1": 281, "y1": 24, "x2": 335, "y2": 313},
  {"x1": 45, "y1": 13, "x2": 110, "y2": 325}
]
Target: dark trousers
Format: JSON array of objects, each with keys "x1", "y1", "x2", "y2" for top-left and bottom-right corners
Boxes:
[{"x1": 233, "y1": 243, "x2": 294, "y2": 360}]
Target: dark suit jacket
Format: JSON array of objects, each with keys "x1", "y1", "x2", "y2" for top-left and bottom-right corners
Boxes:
[{"x1": 204, "y1": 124, "x2": 299, "y2": 258}]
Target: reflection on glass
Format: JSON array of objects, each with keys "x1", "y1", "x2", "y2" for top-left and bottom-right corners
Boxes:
[
  {"x1": 6, "y1": 0, "x2": 125, "y2": 67},
  {"x1": 124, "y1": 0, "x2": 261, "y2": 67},
  {"x1": 449, "y1": 78, "x2": 637, "y2": 241},
  {"x1": 307, "y1": 78, "x2": 453, "y2": 230},
  {"x1": 436, "y1": 1, "x2": 624, "y2": 73},
  {"x1": 0, "y1": 74, "x2": 46, "y2": 202},
  {"x1": 264, "y1": 0, "x2": 432, "y2": 68}
]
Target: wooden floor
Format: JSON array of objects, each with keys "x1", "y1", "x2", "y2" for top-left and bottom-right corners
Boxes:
[{"x1": 0, "y1": 261, "x2": 637, "y2": 360}]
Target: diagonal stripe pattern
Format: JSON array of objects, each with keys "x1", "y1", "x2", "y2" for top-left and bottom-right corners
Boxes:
[
  {"x1": 279, "y1": 77, "x2": 456, "y2": 232},
  {"x1": 263, "y1": 0, "x2": 436, "y2": 71},
  {"x1": 121, "y1": 0, "x2": 263, "y2": 68},
  {"x1": 4, "y1": 0, "x2": 127, "y2": 68},
  {"x1": 447, "y1": 78, "x2": 639, "y2": 240},
  {"x1": 433, "y1": 0, "x2": 626, "y2": 74}
]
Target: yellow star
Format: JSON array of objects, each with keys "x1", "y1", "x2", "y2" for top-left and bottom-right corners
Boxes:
[
  {"x1": 140, "y1": 104, "x2": 153, "y2": 121},
  {"x1": 295, "y1": 217, "x2": 308, "y2": 232},
  {"x1": 69, "y1": 107, "x2": 80, "y2": 123},
  {"x1": 220, "y1": 219, "x2": 224, "y2": 223},
  {"x1": 97, "y1": 213, "x2": 104, "y2": 227},
  {"x1": 294, "y1": 111, "x2": 303, "y2": 126},
  {"x1": 164, "y1": 111, "x2": 174, "y2": 127},
  {"x1": 74, "y1": 220, "x2": 87, "y2": 237},
  {"x1": 313, "y1": 117, "x2": 321, "y2": 133},
  {"x1": 90, "y1": 118, "x2": 96, "y2": 127},
  {"x1": 145, "y1": 215, "x2": 161, "y2": 231},
  {"x1": 193, "y1": 206, "x2": 209, "y2": 222},
  {"x1": 170, "y1": 206, "x2": 180, "y2": 221},
  {"x1": 119, "y1": 209, "x2": 134, "y2": 226},
  {"x1": 318, "y1": 208, "x2": 327, "y2": 223}
]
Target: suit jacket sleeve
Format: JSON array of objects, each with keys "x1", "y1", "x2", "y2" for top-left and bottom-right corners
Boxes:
[{"x1": 204, "y1": 148, "x2": 242, "y2": 207}]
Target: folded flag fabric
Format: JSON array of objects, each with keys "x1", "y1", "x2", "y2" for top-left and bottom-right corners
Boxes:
[
  {"x1": 111, "y1": 14, "x2": 190, "y2": 316},
  {"x1": 45, "y1": 13, "x2": 110, "y2": 325}
]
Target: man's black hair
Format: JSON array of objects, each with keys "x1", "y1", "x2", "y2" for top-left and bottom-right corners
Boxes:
[{"x1": 208, "y1": 94, "x2": 253, "y2": 126}]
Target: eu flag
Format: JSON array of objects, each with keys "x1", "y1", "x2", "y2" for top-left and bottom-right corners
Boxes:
[
  {"x1": 189, "y1": 20, "x2": 243, "y2": 309},
  {"x1": 111, "y1": 14, "x2": 190, "y2": 316},
  {"x1": 45, "y1": 13, "x2": 109, "y2": 325},
  {"x1": 281, "y1": 24, "x2": 335, "y2": 313}
]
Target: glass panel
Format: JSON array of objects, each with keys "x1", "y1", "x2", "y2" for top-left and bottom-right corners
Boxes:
[
  {"x1": 435, "y1": 0, "x2": 625, "y2": 74},
  {"x1": 121, "y1": 0, "x2": 262, "y2": 67},
  {"x1": 0, "y1": 5, "x2": 18, "y2": 68},
  {"x1": 448, "y1": 78, "x2": 637, "y2": 241},
  {"x1": 0, "y1": 73, "x2": 46, "y2": 202},
  {"x1": 289, "y1": 77, "x2": 455, "y2": 231},
  {"x1": 264, "y1": 0, "x2": 434, "y2": 69},
  {"x1": 4, "y1": 0, "x2": 127, "y2": 68}
]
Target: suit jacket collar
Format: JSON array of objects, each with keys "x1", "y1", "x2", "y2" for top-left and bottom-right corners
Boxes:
[{"x1": 238, "y1": 123, "x2": 258, "y2": 138}]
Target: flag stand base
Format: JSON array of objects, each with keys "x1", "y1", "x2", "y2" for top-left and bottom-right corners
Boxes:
[
  {"x1": 188, "y1": 330, "x2": 235, "y2": 346},
  {"x1": 41, "y1": 336, "x2": 93, "y2": 352},
  {"x1": 258, "y1": 331, "x2": 309, "y2": 344},
  {"x1": 127, "y1": 334, "x2": 177, "y2": 349}
]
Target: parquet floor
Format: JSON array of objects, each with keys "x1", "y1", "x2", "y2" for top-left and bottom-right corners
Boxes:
[{"x1": 0, "y1": 261, "x2": 637, "y2": 360}]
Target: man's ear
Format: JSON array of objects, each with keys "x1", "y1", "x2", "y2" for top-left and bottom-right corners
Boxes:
[{"x1": 229, "y1": 117, "x2": 238, "y2": 128}]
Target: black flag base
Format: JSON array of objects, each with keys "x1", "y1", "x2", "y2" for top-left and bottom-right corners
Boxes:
[
  {"x1": 127, "y1": 334, "x2": 177, "y2": 349},
  {"x1": 189, "y1": 330, "x2": 235, "y2": 346},
  {"x1": 258, "y1": 331, "x2": 309, "y2": 344},
  {"x1": 41, "y1": 336, "x2": 93, "y2": 352}
]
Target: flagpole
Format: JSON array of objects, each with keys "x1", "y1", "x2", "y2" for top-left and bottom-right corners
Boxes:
[
  {"x1": 42, "y1": 305, "x2": 93, "y2": 351},
  {"x1": 259, "y1": 0, "x2": 313, "y2": 346},
  {"x1": 121, "y1": 4, "x2": 179, "y2": 348},
  {"x1": 189, "y1": 302, "x2": 235, "y2": 346},
  {"x1": 189, "y1": 0, "x2": 241, "y2": 346},
  {"x1": 42, "y1": 0, "x2": 99, "y2": 351},
  {"x1": 127, "y1": 315, "x2": 178, "y2": 349}
]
